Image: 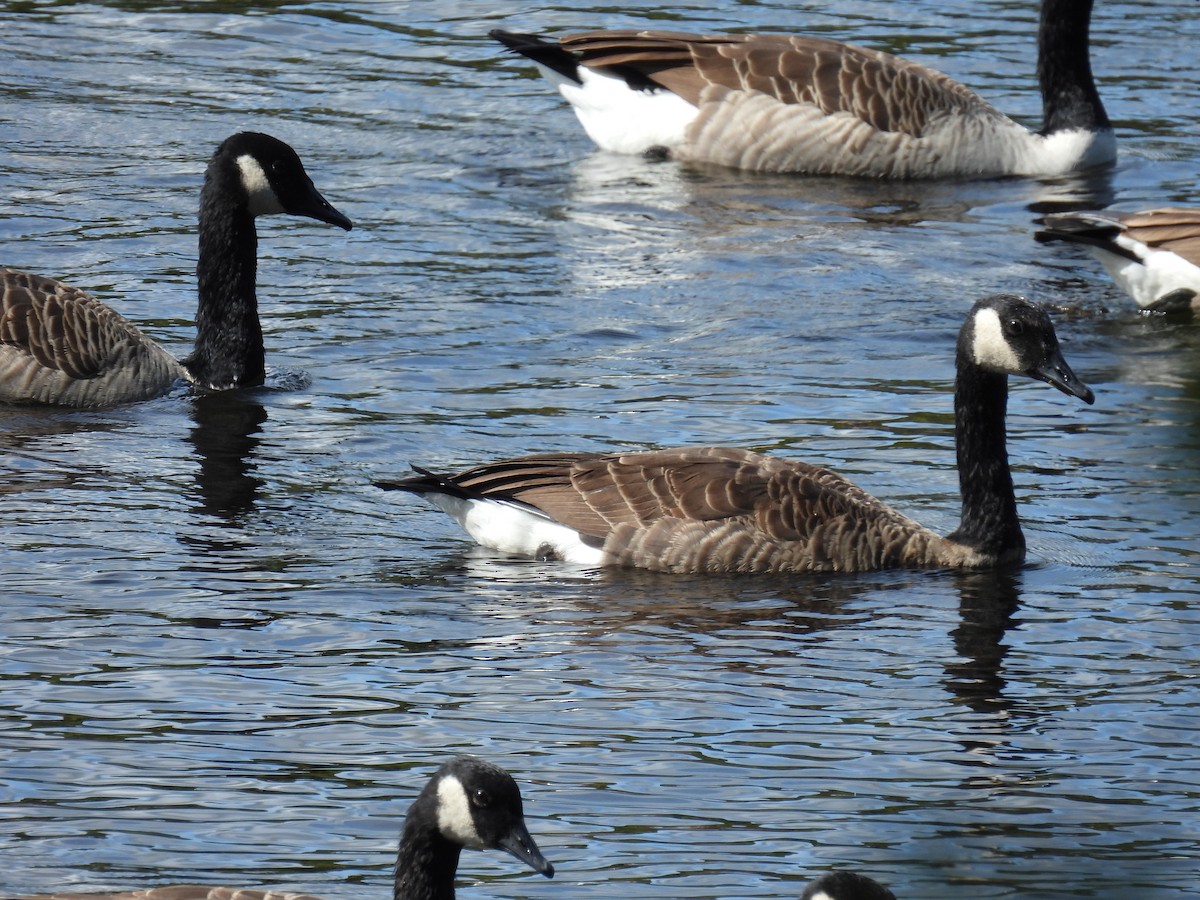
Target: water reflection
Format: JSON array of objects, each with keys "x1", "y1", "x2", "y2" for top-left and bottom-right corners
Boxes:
[
  {"x1": 1024, "y1": 168, "x2": 1117, "y2": 216},
  {"x1": 185, "y1": 392, "x2": 267, "y2": 520},
  {"x1": 942, "y1": 568, "x2": 1022, "y2": 718}
]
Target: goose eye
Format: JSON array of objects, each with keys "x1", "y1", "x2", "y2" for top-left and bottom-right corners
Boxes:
[
  {"x1": 472, "y1": 788, "x2": 492, "y2": 808},
  {"x1": 1006, "y1": 318, "x2": 1025, "y2": 336}
]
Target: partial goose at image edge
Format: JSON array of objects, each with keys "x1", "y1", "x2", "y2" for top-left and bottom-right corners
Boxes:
[
  {"x1": 1036, "y1": 206, "x2": 1200, "y2": 313},
  {"x1": 0, "y1": 131, "x2": 351, "y2": 410},
  {"x1": 375, "y1": 294, "x2": 1095, "y2": 575},
  {"x1": 801, "y1": 870, "x2": 897, "y2": 900},
  {"x1": 5, "y1": 755, "x2": 553, "y2": 900},
  {"x1": 488, "y1": 0, "x2": 1114, "y2": 178}
]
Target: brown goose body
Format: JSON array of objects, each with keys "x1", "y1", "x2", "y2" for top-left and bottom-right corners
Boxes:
[
  {"x1": 1037, "y1": 207, "x2": 1200, "y2": 312},
  {"x1": 401, "y1": 447, "x2": 982, "y2": 573},
  {"x1": 489, "y1": 0, "x2": 1114, "y2": 178},
  {"x1": 0, "y1": 268, "x2": 184, "y2": 407},
  {"x1": 377, "y1": 295, "x2": 1095, "y2": 575},
  {"x1": 11, "y1": 891, "x2": 317, "y2": 900},
  {"x1": 10, "y1": 756, "x2": 553, "y2": 900},
  {"x1": 1, "y1": 132, "x2": 352, "y2": 409}
]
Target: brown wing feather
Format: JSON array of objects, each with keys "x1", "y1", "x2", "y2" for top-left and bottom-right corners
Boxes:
[
  {"x1": 1115, "y1": 208, "x2": 1200, "y2": 263},
  {"x1": 0, "y1": 269, "x2": 152, "y2": 377},
  {"x1": 15, "y1": 888, "x2": 322, "y2": 900},
  {"x1": 446, "y1": 447, "x2": 951, "y2": 573},
  {"x1": 559, "y1": 30, "x2": 994, "y2": 137},
  {"x1": 0, "y1": 268, "x2": 182, "y2": 406}
]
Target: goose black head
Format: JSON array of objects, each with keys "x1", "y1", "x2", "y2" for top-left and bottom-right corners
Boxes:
[
  {"x1": 427, "y1": 755, "x2": 555, "y2": 877},
  {"x1": 962, "y1": 294, "x2": 1094, "y2": 405},
  {"x1": 214, "y1": 131, "x2": 352, "y2": 231},
  {"x1": 801, "y1": 870, "x2": 897, "y2": 900}
]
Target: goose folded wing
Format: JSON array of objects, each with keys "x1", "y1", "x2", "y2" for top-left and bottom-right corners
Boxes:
[
  {"x1": 1115, "y1": 208, "x2": 1200, "y2": 258},
  {"x1": 559, "y1": 30, "x2": 993, "y2": 137},
  {"x1": 0, "y1": 271, "x2": 145, "y2": 379},
  {"x1": 20, "y1": 888, "x2": 322, "y2": 900},
  {"x1": 452, "y1": 447, "x2": 904, "y2": 536}
]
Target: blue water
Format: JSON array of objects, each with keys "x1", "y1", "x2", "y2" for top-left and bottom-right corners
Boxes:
[{"x1": 1, "y1": 2, "x2": 1198, "y2": 898}]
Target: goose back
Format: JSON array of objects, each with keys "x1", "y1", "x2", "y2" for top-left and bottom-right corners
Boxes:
[
  {"x1": 395, "y1": 447, "x2": 965, "y2": 573},
  {"x1": 11, "y1": 891, "x2": 318, "y2": 900},
  {"x1": 0, "y1": 268, "x2": 182, "y2": 407},
  {"x1": 557, "y1": 30, "x2": 1032, "y2": 177}
]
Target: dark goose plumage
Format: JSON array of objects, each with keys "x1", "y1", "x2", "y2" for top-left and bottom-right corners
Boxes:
[
  {"x1": 11, "y1": 756, "x2": 553, "y2": 900},
  {"x1": 801, "y1": 871, "x2": 897, "y2": 900},
  {"x1": 490, "y1": 0, "x2": 1114, "y2": 178},
  {"x1": 0, "y1": 132, "x2": 352, "y2": 408},
  {"x1": 376, "y1": 295, "x2": 1095, "y2": 574}
]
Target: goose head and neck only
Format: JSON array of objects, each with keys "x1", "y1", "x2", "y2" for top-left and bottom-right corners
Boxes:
[
  {"x1": 183, "y1": 131, "x2": 352, "y2": 392},
  {"x1": 949, "y1": 294, "x2": 1094, "y2": 564},
  {"x1": 393, "y1": 756, "x2": 554, "y2": 900}
]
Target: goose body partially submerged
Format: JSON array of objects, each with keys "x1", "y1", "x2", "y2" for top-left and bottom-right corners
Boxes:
[
  {"x1": 490, "y1": 0, "x2": 1114, "y2": 178},
  {"x1": 12, "y1": 756, "x2": 553, "y2": 900},
  {"x1": 377, "y1": 295, "x2": 1094, "y2": 574},
  {"x1": 0, "y1": 132, "x2": 352, "y2": 408}
]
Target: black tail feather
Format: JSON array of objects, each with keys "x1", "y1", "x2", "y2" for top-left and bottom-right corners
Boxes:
[{"x1": 490, "y1": 29, "x2": 583, "y2": 85}]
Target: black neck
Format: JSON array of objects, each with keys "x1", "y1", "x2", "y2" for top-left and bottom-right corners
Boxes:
[
  {"x1": 181, "y1": 167, "x2": 265, "y2": 390},
  {"x1": 947, "y1": 357, "x2": 1024, "y2": 562},
  {"x1": 393, "y1": 808, "x2": 462, "y2": 900},
  {"x1": 1037, "y1": 0, "x2": 1109, "y2": 133}
]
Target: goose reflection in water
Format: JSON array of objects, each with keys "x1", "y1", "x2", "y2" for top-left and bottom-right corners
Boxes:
[{"x1": 186, "y1": 392, "x2": 268, "y2": 520}]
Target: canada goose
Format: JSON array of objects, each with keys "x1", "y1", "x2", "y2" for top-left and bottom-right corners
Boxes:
[
  {"x1": 0, "y1": 132, "x2": 352, "y2": 408},
  {"x1": 11, "y1": 755, "x2": 554, "y2": 900},
  {"x1": 375, "y1": 295, "x2": 1094, "y2": 574},
  {"x1": 802, "y1": 871, "x2": 897, "y2": 900},
  {"x1": 1036, "y1": 207, "x2": 1200, "y2": 312},
  {"x1": 489, "y1": 0, "x2": 1114, "y2": 178}
]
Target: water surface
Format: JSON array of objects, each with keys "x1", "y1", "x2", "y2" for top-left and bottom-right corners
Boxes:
[{"x1": 1, "y1": 2, "x2": 1199, "y2": 898}]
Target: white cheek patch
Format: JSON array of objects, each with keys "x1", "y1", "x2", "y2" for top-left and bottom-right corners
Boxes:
[
  {"x1": 437, "y1": 774, "x2": 485, "y2": 849},
  {"x1": 971, "y1": 306, "x2": 1023, "y2": 373},
  {"x1": 236, "y1": 154, "x2": 285, "y2": 216}
]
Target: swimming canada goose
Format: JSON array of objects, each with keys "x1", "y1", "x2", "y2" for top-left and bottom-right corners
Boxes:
[
  {"x1": 0, "y1": 131, "x2": 352, "y2": 408},
  {"x1": 1036, "y1": 207, "x2": 1200, "y2": 312},
  {"x1": 375, "y1": 295, "x2": 1094, "y2": 574},
  {"x1": 489, "y1": 0, "x2": 1114, "y2": 178},
  {"x1": 801, "y1": 871, "x2": 896, "y2": 900},
  {"x1": 11, "y1": 755, "x2": 554, "y2": 900}
]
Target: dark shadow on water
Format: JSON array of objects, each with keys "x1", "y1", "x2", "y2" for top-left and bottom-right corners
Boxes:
[
  {"x1": 941, "y1": 567, "x2": 1023, "y2": 719},
  {"x1": 185, "y1": 391, "x2": 268, "y2": 521}
]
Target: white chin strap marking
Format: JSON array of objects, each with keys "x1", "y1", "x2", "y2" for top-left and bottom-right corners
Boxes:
[
  {"x1": 437, "y1": 774, "x2": 485, "y2": 849},
  {"x1": 971, "y1": 306, "x2": 1022, "y2": 373},
  {"x1": 237, "y1": 155, "x2": 285, "y2": 216}
]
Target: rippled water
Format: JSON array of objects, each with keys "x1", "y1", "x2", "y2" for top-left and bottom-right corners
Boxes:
[{"x1": 2, "y1": 1, "x2": 1199, "y2": 898}]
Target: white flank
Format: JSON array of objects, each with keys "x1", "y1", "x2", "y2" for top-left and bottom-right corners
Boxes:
[
  {"x1": 426, "y1": 493, "x2": 607, "y2": 566},
  {"x1": 970, "y1": 307, "x2": 1023, "y2": 373},
  {"x1": 436, "y1": 775, "x2": 485, "y2": 849},
  {"x1": 1091, "y1": 238, "x2": 1200, "y2": 310},
  {"x1": 531, "y1": 62, "x2": 697, "y2": 156},
  {"x1": 236, "y1": 155, "x2": 285, "y2": 215}
]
